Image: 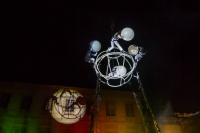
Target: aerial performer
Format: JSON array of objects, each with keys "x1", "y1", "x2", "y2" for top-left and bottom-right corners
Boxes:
[
  {"x1": 85, "y1": 40, "x2": 101, "y2": 66},
  {"x1": 108, "y1": 27, "x2": 134, "y2": 51}
]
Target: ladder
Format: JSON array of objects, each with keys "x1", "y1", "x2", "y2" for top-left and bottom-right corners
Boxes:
[{"x1": 133, "y1": 72, "x2": 161, "y2": 133}]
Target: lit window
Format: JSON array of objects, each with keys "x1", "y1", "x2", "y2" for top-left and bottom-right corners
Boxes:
[
  {"x1": 0, "y1": 93, "x2": 11, "y2": 108},
  {"x1": 126, "y1": 103, "x2": 134, "y2": 117},
  {"x1": 65, "y1": 99, "x2": 74, "y2": 114},
  {"x1": 106, "y1": 102, "x2": 115, "y2": 116},
  {"x1": 20, "y1": 96, "x2": 32, "y2": 110}
]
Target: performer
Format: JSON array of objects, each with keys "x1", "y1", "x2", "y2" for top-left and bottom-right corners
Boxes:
[
  {"x1": 128, "y1": 45, "x2": 146, "y2": 70},
  {"x1": 85, "y1": 45, "x2": 98, "y2": 65},
  {"x1": 85, "y1": 40, "x2": 101, "y2": 66},
  {"x1": 107, "y1": 32, "x2": 124, "y2": 51},
  {"x1": 134, "y1": 46, "x2": 146, "y2": 62},
  {"x1": 108, "y1": 66, "x2": 127, "y2": 77},
  {"x1": 108, "y1": 28, "x2": 134, "y2": 52}
]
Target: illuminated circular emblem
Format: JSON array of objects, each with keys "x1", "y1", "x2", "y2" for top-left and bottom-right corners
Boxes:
[{"x1": 49, "y1": 89, "x2": 86, "y2": 124}]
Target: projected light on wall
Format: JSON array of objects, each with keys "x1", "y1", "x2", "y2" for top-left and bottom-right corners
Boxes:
[{"x1": 48, "y1": 89, "x2": 86, "y2": 124}]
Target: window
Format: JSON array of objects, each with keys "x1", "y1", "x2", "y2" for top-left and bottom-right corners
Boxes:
[
  {"x1": 42, "y1": 97, "x2": 51, "y2": 111},
  {"x1": 65, "y1": 99, "x2": 74, "y2": 114},
  {"x1": 62, "y1": 131, "x2": 74, "y2": 133},
  {"x1": 20, "y1": 96, "x2": 33, "y2": 110},
  {"x1": 39, "y1": 130, "x2": 49, "y2": 133},
  {"x1": 106, "y1": 102, "x2": 115, "y2": 116},
  {"x1": 0, "y1": 93, "x2": 11, "y2": 108},
  {"x1": 12, "y1": 128, "x2": 26, "y2": 133},
  {"x1": 126, "y1": 103, "x2": 134, "y2": 117}
]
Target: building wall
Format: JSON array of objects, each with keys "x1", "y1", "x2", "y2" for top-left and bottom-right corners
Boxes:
[{"x1": 0, "y1": 82, "x2": 184, "y2": 133}]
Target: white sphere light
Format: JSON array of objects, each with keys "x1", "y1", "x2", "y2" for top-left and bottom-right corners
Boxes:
[
  {"x1": 90, "y1": 40, "x2": 101, "y2": 52},
  {"x1": 121, "y1": 27, "x2": 134, "y2": 41},
  {"x1": 50, "y1": 89, "x2": 86, "y2": 124},
  {"x1": 114, "y1": 66, "x2": 127, "y2": 76},
  {"x1": 128, "y1": 45, "x2": 139, "y2": 55}
]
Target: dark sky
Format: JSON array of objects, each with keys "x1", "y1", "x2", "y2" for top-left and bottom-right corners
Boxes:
[{"x1": 1, "y1": 0, "x2": 200, "y2": 113}]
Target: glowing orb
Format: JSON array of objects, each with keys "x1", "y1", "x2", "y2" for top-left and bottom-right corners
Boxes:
[
  {"x1": 90, "y1": 40, "x2": 101, "y2": 52},
  {"x1": 121, "y1": 27, "x2": 134, "y2": 41},
  {"x1": 50, "y1": 89, "x2": 86, "y2": 124},
  {"x1": 128, "y1": 45, "x2": 139, "y2": 55}
]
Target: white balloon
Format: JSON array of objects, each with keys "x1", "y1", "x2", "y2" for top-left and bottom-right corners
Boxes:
[
  {"x1": 90, "y1": 40, "x2": 101, "y2": 52},
  {"x1": 121, "y1": 27, "x2": 134, "y2": 41},
  {"x1": 115, "y1": 66, "x2": 127, "y2": 76}
]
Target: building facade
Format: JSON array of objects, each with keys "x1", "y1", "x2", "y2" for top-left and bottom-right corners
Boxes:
[{"x1": 0, "y1": 81, "x2": 197, "y2": 133}]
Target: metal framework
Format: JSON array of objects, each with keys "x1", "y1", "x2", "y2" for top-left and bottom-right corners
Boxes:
[
  {"x1": 94, "y1": 48, "x2": 136, "y2": 87},
  {"x1": 86, "y1": 25, "x2": 161, "y2": 133}
]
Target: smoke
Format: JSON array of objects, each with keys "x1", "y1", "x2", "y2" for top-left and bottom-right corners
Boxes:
[{"x1": 156, "y1": 100, "x2": 175, "y2": 125}]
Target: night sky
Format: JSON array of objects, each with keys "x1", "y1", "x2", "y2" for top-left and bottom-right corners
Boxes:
[{"x1": 1, "y1": 1, "x2": 200, "y2": 113}]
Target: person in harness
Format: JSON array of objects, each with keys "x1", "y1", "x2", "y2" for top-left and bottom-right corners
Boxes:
[{"x1": 85, "y1": 40, "x2": 101, "y2": 66}]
